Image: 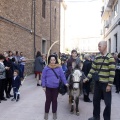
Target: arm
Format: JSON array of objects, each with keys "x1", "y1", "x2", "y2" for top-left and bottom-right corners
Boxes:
[
  {"x1": 67, "y1": 59, "x2": 72, "y2": 72},
  {"x1": 39, "y1": 57, "x2": 45, "y2": 64},
  {"x1": 59, "y1": 67, "x2": 67, "y2": 85},
  {"x1": 87, "y1": 60, "x2": 97, "y2": 80},
  {"x1": 0, "y1": 65, "x2": 5, "y2": 73},
  {"x1": 83, "y1": 60, "x2": 97, "y2": 83},
  {"x1": 41, "y1": 67, "x2": 47, "y2": 87},
  {"x1": 108, "y1": 57, "x2": 115, "y2": 86}
]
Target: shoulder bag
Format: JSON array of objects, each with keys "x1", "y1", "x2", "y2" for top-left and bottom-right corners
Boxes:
[
  {"x1": 92, "y1": 53, "x2": 108, "y2": 82},
  {"x1": 51, "y1": 68, "x2": 67, "y2": 95}
]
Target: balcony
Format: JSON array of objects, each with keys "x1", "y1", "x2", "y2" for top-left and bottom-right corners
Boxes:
[
  {"x1": 107, "y1": 0, "x2": 114, "y2": 8},
  {"x1": 101, "y1": 0, "x2": 113, "y2": 20},
  {"x1": 104, "y1": 20, "x2": 109, "y2": 28}
]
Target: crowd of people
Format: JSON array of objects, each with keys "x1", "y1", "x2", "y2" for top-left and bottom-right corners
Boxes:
[
  {"x1": 0, "y1": 51, "x2": 26, "y2": 103},
  {"x1": 0, "y1": 40, "x2": 120, "y2": 120},
  {"x1": 39, "y1": 41, "x2": 120, "y2": 120}
]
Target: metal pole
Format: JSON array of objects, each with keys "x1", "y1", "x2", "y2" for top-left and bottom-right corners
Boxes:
[
  {"x1": 50, "y1": 0, "x2": 52, "y2": 53},
  {"x1": 59, "y1": 0, "x2": 61, "y2": 58},
  {"x1": 33, "y1": 0, "x2": 36, "y2": 58}
]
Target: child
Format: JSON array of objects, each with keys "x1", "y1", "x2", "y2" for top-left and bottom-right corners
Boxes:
[{"x1": 11, "y1": 70, "x2": 21, "y2": 102}]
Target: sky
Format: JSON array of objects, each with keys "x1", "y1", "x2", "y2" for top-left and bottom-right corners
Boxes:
[{"x1": 64, "y1": 0, "x2": 102, "y2": 52}]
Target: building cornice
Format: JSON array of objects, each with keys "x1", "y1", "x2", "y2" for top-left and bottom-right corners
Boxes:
[{"x1": 104, "y1": 18, "x2": 120, "y2": 38}]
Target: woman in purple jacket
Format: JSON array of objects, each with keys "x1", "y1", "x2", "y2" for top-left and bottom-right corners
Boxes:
[{"x1": 42, "y1": 54, "x2": 68, "y2": 120}]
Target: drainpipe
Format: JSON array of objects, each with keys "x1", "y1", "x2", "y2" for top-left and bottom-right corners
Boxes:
[
  {"x1": 59, "y1": 0, "x2": 61, "y2": 58},
  {"x1": 50, "y1": 0, "x2": 52, "y2": 54},
  {"x1": 33, "y1": 0, "x2": 36, "y2": 58}
]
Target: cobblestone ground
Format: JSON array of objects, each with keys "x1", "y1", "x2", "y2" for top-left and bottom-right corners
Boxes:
[{"x1": 0, "y1": 75, "x2": 120, "y2": 120}]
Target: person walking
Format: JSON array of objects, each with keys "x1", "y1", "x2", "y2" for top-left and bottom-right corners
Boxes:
[
  {"x1": 82, "y1": 54, "x2": 92, "y2": 102},
  {"x1": 41, "y1": 54, "x2": 68, "y2": 120},
  {"x1": 34, "y1": 51, "x2": 45, "y2": 86},
  {"x1": 3, "y1": 51, "x2": 13, "y2": 98},
  {"x1": 114, "y1": 52, "x2": 120, "y2": 93},
  {"x1": 0, "y1": 54, "x2": 9, "y2": 102},
  {"x1": 83, "y1": 41, "x2": 115, "y2": 120}
]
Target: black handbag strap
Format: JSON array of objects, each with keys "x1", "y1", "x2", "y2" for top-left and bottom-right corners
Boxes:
[
  {"x1": 51, "y1": 68, "x2": 59, "y2": 79},
  {"x1": 97, "y1": 53, "x2": 109, "y2": 73}
]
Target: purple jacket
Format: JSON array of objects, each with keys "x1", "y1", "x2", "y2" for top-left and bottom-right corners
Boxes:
[{"x1": 42, "y1": 66, "x2": 67, "y2": 88}]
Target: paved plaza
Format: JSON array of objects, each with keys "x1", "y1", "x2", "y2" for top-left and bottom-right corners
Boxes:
[{"x1": 0, "y1": 75, "x2": 120, "y2": 120}]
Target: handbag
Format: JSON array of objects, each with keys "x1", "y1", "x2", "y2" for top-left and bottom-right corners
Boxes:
[
  {"x1": 92, "y1": 53, "x2": 108, "y2": 82},
  {"x1": 51, "y1": 68, "x2": 67, "y2": 95}
]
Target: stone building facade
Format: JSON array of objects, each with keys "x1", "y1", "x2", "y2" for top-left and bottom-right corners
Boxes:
[
  {"x1": 0, "y1": 0, "x2": 61, "y2": 74},
  {"x1": 101, "y1": 0, "x2": 120, "y2": 53}
]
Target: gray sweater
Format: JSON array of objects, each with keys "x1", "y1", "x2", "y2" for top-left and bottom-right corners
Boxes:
[
  {"x1": 0, "y1": 63, "x2": 6, "y2": 79},
  {"x1": 34, "y1": 56, "x2": 45, "y2": 72}
]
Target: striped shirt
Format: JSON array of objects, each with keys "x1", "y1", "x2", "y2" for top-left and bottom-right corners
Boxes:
[{"x1": 87, "y1": 53, "x2": 115, "y2": 85}]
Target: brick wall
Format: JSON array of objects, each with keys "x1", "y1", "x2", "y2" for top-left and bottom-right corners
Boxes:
[{"x1": 0, "y1": 0, "x2": 60, "y2": 74}]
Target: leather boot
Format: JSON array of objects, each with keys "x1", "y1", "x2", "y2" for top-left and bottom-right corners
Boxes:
[
  {"x1": 53, "y1": 113, "x2": 57, "y2": 120},
  {"x1": 44, "y1": 113, "x2": 48, "y2": 120}
]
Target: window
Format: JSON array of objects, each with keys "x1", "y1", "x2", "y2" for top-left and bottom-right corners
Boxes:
[
  {"x1": 42, "y1": 0, "x2": 46, "y2": 18},
  {"x1": 42, "y1": 40, "x2": 46, "y2": 54},
  {"x1": 108, "y1": 39, "x2": 111, "y2": 52},
  {"x1": 114, "y1": 34, "x2": 117, "y2": 52},
  {"x1": 54, "y1": 8, "x2": 56, "y2": 28},
  {"x1": 114, "y1": 2, "x2": 118, "y2": 17}
]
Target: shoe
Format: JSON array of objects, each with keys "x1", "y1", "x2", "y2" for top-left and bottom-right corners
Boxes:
[
  {"x1": 37, "y1": 84, "x2": 41, "y2": 86},
  {"x1": 6, "y1": 94, "x2": 10, "y2": 98},
  {"x1": 44, "y1": 113, "x2": 48, "y2": 120},
  {"x1": 16, "y1": 99, "x2": 19, "y2": 102},
  {"x1": 53, "y1": 113, "x2": 57, "y2": 120},
  {"x1": 116, "y1": 91, "x2": 119, "y2": 93},
  {"x1": 0, "y1": 100, "x2": 1, "y2": 103},
  {"x1": 11, "y1": 98, "x2": 15, "y2": 101},
  {"x1": 1, "y1": 97, "x2": 7, "y2": 101},
  {"x1": 84, "y1": 99, "x2": 92, "y2": 102},
  {"x1": 88, "y1": 117, "x2": 100, "y2": 120},
  {"x1": 9, "y1": 94, "x2": 13, "y2": 97}
]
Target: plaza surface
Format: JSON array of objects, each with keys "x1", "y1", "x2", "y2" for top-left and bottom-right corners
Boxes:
[{"x1": 0, "y1": 75, "x2": 120, "y2": 120}]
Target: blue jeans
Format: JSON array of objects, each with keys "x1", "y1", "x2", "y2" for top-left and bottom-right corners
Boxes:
[
  {"x1": 20, "y1": 64, "x2": 25, "y2": 78},
  {"x1": 13, "y1": 87, "x2": 20, "y2": 100}
]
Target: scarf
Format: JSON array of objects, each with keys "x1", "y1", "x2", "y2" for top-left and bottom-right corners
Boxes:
[{"x1": 48, "y1": 63, "x2": 61, "y2": 69}]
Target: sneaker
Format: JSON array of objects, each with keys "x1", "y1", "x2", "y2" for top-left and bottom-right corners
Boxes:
[
  {"x1": 16, "y1": 99, "x2": 19, "y2": 102},
  {"x1": 9, "y1": 94, "x2": 13, "y2": 97},
  {"x1": 1, "y1": 97, "x2": 7, "y2": 101}
]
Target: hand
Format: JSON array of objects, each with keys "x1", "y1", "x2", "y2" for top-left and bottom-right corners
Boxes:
[
  {"x1": 65, "y1": 83, "x2": 69, "y2": 87},
  {"x1": 43, "y1": 87, "x2": 46, "y2": 92},
  {"x1": 5, "y1": 67, "x2": 10, "y2": 70},
  {"x1": 106, "y1": 85, "x2": 111, "y2": 92},
  {"x1": 83, "y1": 78, "x2": 88, "y2": 83}
]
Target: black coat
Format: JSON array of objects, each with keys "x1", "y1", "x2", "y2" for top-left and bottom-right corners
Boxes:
[
  {"x1": 82, "y1": 60, "x2": 92, "y2": 77},
  {"x1": 12, "y1": 76, "x2": 21, "y2": 89},
  {"x1": 3, "y1": 58, "x2": 13, "y2": 78}
]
